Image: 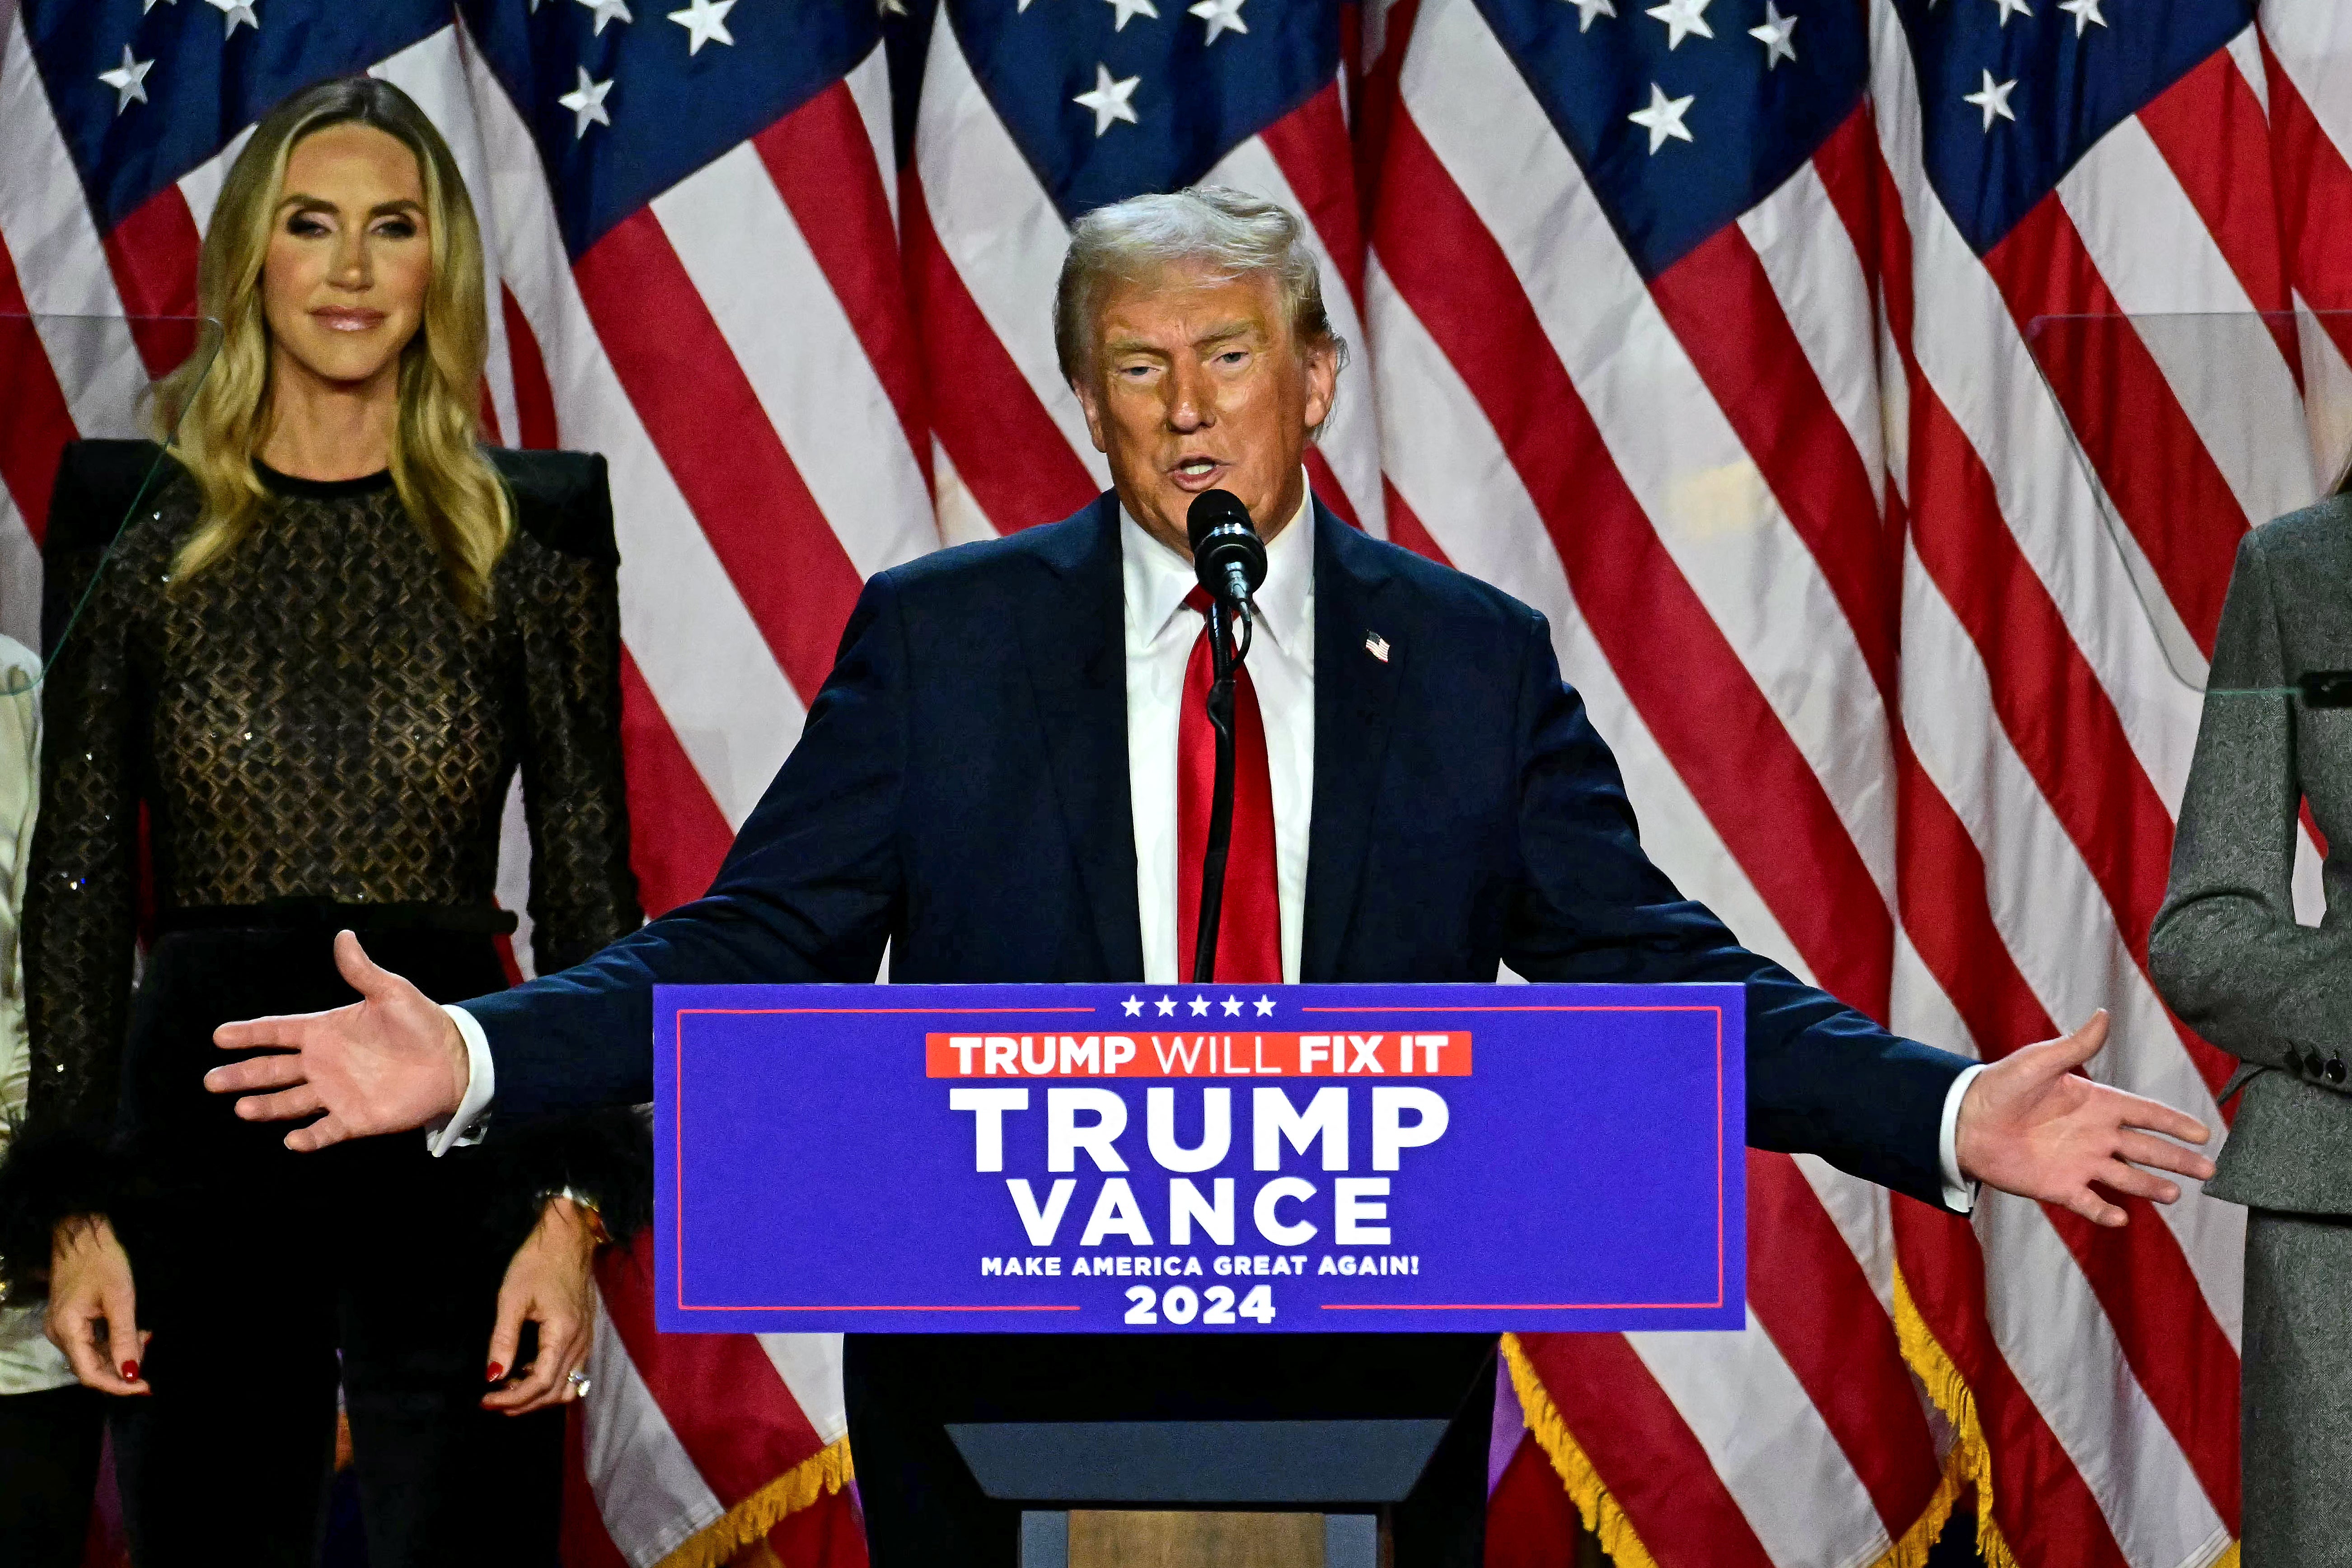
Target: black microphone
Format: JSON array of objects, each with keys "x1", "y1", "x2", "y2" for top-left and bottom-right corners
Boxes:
[{"x1": 1186, "y1": 488, "x2": 1267, "y2": 613}]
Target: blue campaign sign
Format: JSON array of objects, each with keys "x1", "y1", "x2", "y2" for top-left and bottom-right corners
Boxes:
[{"x1": 654, "y1": 983, "x2": 1745, "y2": 1334}]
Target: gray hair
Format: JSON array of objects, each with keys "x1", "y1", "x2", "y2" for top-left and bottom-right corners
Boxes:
[{"x1": 1053, "y1": 186, "x2": 1349, "y2": 394}]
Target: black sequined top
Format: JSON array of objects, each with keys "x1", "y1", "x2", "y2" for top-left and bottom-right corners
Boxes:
[{"x1": 23, "y1": 440, "x2": 640, "y2": 1135}]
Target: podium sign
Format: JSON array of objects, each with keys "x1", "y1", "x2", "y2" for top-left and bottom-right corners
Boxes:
[{"x1": 655, "y1": 983, "x2": 1744, "y2": 1334}]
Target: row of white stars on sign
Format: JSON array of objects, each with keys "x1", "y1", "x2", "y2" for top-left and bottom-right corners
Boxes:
[{"x1": 1122, "y1": 993, "x2": 1280, "y2": 1017}]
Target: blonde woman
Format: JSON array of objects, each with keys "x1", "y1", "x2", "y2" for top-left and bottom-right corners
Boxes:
[{"x1": 0, "y1": 78, "x2": 644, "y2": 1565}]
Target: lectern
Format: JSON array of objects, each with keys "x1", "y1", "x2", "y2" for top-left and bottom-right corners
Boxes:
[{"x1": 656, "y1": 980, "x2": 1745, "y2": 1561}]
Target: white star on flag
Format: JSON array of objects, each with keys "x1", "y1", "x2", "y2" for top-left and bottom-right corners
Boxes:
[
  {"x1": 142, "y1": 0, "x2": 176, "y2": 12},
  {"x1": 1187, "y1": 0, "x2": 1248, "y2": 45},
  {"x1": 1990, "y1": 0, "x2": 2031, "y2": 23},
  {"x1": 558, "y1": 66, "x2": 616, "y2": 138},
  {"x1": 1628, "y1": 82, "x2": 1696, "y2": 153},
  {"x1": 1104, "y1": 0, "x2": 1159, "y2": 28},
  {"x1": 1074, "y1": 62, "x2": 1141, "y2": 136},
  {"x1": 1190, "y1": 994, "x2": 1211, "y2": 1016},
  {"x1": 1644, "y1": 0, "x2": 1712, "y2": 48},
  {"x1": 2057, "y1": 0, "x2": 2104, "y2": 32},
  {"x1": 203, "y1": 0, "x2": 258, "y2": 36},
  {"x1": 577, "y1": 0, "x2": 634, "y2": 35},
  {"x1": 1964, "y1": 68, "x2": 2018, "y2": 130},
  {"x1": 1157, "y1": 995, "x2": 1178, "y2": 1016},
  {"x1": 1748, "y1": 1, "x2": 1797, "y2": 67},
  {"x1": 667, "y1": 0, "x2": 735, "y2": 52},
  {"x1": 1563, "y1": 0, "x2": 1616, "y2": 31},
  {"x1": 1255, "y1": 996, "x2": 1276, "y2": 1017},
  {"x1": 98, "y1": 46, "x2": 154, "y2": 114}
]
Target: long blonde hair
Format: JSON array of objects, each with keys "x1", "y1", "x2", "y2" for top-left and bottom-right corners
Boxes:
[{"x1": 156, "y1": 76, "x2": 511, "y2": 615}]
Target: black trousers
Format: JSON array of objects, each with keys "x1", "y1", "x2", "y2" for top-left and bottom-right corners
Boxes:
[
  {"x1": 0, "y1": 1383, "x2": 107, "y2": 1567},
  {"x1": 844, "y1": 1331, "x2": 1498, "y2": 1567},
  {"x1": 106, "y1": 925, "x2": 562, "y2": 1568}
]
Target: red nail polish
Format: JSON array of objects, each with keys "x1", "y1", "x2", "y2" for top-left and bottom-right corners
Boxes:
[
  {"x1": 121, "y1": 1361, "x2": 139, "y2": 1380},
  {"x1": 486, "y1": 1362, "x2": 504, "y2": 1382}
]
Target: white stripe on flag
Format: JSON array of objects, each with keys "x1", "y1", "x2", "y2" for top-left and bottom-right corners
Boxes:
[
  {"x1": 756, "y1": 1333, "x2": 850, "y2": 1447},
  {"x1": 582, "y1": 1297, "x2": 729, "y2": 1568}
]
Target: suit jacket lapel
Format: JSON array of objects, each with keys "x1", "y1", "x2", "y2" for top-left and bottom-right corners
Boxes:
[
  {"x1": 1303, "y1": 502, "x2": 1403, "y2": 981},
  {"x1": 1014, "y1": 495, "x2": 1145, "y2": 979}
]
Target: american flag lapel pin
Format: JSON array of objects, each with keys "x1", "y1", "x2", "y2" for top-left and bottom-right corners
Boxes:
[{"x1": 1364, "y1": 631, "x2": 1391, "y2": 663}]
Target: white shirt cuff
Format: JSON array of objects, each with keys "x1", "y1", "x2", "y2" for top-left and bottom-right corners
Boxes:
[
  {"x1": 426, "y1": 1004, "x2": 495, "y2": 1157},
  {"x1": 1939, "y1": 1062, "x2": 1988, "y2": 1213}
]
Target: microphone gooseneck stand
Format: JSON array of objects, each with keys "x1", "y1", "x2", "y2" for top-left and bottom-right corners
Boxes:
[{"x1": 1190, "y1": 596, "x2": 1254, "y2": 985}]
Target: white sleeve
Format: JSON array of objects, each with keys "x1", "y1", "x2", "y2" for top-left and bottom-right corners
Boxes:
[
  {"x1": 1939, "y1": 1062, "x2": 1987, "y2": 1214},
  {"x1": 426, "y1": 1004, "x2": 496, "y2": 1156}
]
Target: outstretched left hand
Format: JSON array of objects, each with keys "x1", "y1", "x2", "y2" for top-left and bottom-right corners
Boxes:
[
  {"x1": 1955, "y1": 1010, "x2": 2216, "y2": 1227},
  {"x1": 482, "y1": 1196, "x2": 599, "y2": 1415}
]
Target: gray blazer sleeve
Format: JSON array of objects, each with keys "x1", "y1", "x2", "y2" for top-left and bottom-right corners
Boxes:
[{"x1": 2151, "y1": 529, "x2": 2352, "y2": 1085}]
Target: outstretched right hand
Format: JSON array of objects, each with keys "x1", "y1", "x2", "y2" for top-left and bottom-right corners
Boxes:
[
  {"x1": 205, "y1": 929, "x2": 469, "y2": 1152},
  {"x1": 47, "y1": 1215, "x2": 149, "y2": 1396}
]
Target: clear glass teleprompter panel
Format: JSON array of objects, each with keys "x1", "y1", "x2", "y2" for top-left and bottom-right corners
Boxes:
[
  {"x1": 2023, "y1": 309, "x2": 2352, "y2": 707},
  {"x1": 0, "y1": 314, "x2": 220, "y2": 821}
]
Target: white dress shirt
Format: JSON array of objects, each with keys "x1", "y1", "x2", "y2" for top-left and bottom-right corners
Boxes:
[
  {"x1": 437, "y1": 483, "x2": 1979, "y2": 1211},
  {"x1": 1123, "y1": 484, "x2": 1316, "y2": 985}
]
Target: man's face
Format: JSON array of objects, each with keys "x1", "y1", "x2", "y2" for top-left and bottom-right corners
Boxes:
[{"x1": 1074, "y1": 262, "x2": 1337, "y2": 557}]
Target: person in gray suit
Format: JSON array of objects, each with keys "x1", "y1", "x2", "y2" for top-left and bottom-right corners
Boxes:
[{"x1": 2155, "y1": 496, "x2": 2352, "y2": 1564}]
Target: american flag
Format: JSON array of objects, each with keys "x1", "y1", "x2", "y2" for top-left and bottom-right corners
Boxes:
[{"x1": 4, "y1": 0, "x2": 2350, "y2": 1561}]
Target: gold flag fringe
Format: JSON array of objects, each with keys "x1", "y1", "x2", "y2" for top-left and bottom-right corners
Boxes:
[
  {"x1": 1504, "y1": 1328, "x2": 1970, "y2": 1568},
  {"x1": 1888, "y1": 1266, "x2": 2024, "y2": 1568},
  {"x1": 1499, "y1": 1333, "x2": 1664, "y2": 1568},
  {"x1": 654, "y1": 1435, "x2": 855, "y2": 1568}
]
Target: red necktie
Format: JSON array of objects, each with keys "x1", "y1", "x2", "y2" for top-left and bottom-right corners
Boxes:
[{"x1": 1176, "y1": 586, "x2": 1283, "y2": 984}]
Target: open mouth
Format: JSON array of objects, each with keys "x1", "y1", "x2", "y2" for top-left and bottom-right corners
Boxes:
[{"x1": 1169, "y1": 457, "x2": 1227, "y2": 491}]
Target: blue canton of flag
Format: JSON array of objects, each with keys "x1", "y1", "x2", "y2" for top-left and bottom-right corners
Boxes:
[
  {"x1": 1469, "y1": 0, "x2": 1866, "y2": 277},
  {"x1": 459, "y1": 0, "x2": 881, "y2": 258},
  {"x1": 945, "y1": 0, "x2": 1338, "y2": 219},
  {"x1": 1889, "y1": 0, "x2": 2252, "y2": 255},
  {"x1": 22, "y1": 0, "x2": 448, "y2": 232}
]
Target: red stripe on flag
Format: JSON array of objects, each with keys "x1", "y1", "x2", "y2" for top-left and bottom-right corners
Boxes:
[
  {"x1": 2137, "y1": 49, "x2": 2299, "y2": 377},
  {"x1": 1906, "y1": 383, "x2": 2243, "y2": 1533},
  {"x1": 1904, "y1": 385, "x2": 2234, "y2": 1098},
  {"x1": 1351, "y1": 0, "x2": 1424, "y2": 223},
  {"x1": 901, "y1": 178, "x2": 1098, "y2": 531},
  {"x1": 1649, "y1": 210, "x2": 1896, "y2": 700},
  {"x1": 0, "y1": 235, "x2": 77, "y2": 540},
  {"x1": 1512, "y1": 1334, "x2": 1776, "y2": 1568},
  {"x1": 621, "y1": 647, "x2": 737, "y2": 917},
  {"x1": 559, "y1": 1406, "x2": 634, "y2": 1568},
  {"x1": 755, "y1": 81, "x2": 931, "y2": 483},
  {"x1": 1985, "y1": 199, "x2": 2247, "y2": 652},
  {"x1": 1260, "y1": 81, "x2": 1368, "y2": 311},
  {"x1": 1305, "y1": 445, "x2": 1362, "y2": 529},
  {"x1": 100, "y1": 184, "x2": 202, "y2": 379},
  {"x1": 1375, "y1": 107, "x2": 1893, "y2": 1017},
  {"x1": 2261, "y1": 32, "x2": 2352, "y2": 377},
  {"x1": 595, "y1": 1238, "x2": 827, "y2": 1506},
  {"x1": 1381, "y1": 477, "x2": 1451, "y2": 567},
  {"x1": 575, "y1": 210, "x2": 866, "y2": 703},
  {"x1": 501, "y1": 284, "x2": 561, "y2": 451},
  {"x1": 1483, "y1": 1432, "x2": 1582, "y2": 1568},
  {"x1": 1746, "y1": 1152, "x2": 1943, "y2": 1537}
]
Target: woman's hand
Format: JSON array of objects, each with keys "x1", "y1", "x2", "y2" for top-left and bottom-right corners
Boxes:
[
  {"x1": 483, "y1": 1196, "x2": 599, "y2": 1415},
  {"x1": 46, "y1": 1216, "x2": 150, "y2": 1396}
]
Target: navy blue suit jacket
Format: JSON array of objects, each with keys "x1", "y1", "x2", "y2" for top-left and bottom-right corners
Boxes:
[{"x1": 473, "y1": 496, "x2": 1970, "y2": 1208}]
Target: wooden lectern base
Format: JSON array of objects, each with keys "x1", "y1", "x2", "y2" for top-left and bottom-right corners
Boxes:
[{"x1": 1067, "y1": 1510, "x2": 1331, "y2": 1568}]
